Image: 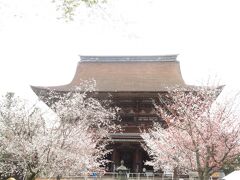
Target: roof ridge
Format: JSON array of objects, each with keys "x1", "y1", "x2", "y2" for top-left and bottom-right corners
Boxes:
[{"x1": 79, "y1": 55, "x2": 178, "y2": 62}]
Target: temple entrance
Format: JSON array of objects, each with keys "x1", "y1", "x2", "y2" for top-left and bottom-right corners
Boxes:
[
  {"x1": 108, "y1": 142, "x2": 151, "y2": 173},
  {"x1": 119, "y1": 149, "x2": 134, "y2": 171}
]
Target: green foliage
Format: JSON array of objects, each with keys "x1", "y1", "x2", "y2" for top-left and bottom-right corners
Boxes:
[
  {"x1": 53, "y1": 0, "x2": 107, "y2": 20},
  {"x1": 223, "y1": 156, "x2": 240, "y2": 175}
]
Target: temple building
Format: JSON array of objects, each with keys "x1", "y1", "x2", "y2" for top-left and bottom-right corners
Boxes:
[{"x1": 31, "y1": 55, "x2": 189, "y2": 173}]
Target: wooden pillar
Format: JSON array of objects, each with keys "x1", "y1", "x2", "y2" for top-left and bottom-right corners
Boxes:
[
  {"x1": 111, "y1": 147, "x2": 119, "y2": 172},
  {"x1": 133, "y1": 148, "x2": 142, "y2": 173},
  {"x1": 138, "y1": 149, "x2": 143, "y2": 172}
]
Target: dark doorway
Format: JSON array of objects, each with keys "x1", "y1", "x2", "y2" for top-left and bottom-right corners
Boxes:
[
  {"x1": 107, "y1": 142, "x2": 152, "y2": 172},
  {"x1": 119, "y1": 150, "x2": 133, "y2": 171}
]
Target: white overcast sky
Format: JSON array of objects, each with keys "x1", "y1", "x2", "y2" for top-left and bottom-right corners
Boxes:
[{"x1": 0, "y1": 0, "x2": 240, "y2": 97}]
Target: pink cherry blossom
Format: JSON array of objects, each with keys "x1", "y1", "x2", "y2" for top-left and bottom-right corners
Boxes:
[{"x1": 141, "y1": 86, "x2": 240, "y2": 180}]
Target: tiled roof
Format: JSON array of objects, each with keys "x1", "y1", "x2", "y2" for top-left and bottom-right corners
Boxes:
[{"x1": 31, "y1": 55, "x2": 187, "y2": 92}]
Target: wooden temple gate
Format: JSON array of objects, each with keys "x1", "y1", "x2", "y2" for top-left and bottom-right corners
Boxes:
[{"x1": 32, "y1": 55, "x2": 186, "y2": 174}]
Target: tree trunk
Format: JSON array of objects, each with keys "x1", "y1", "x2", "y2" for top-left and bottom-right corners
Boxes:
[
  {"x1": 198, "y1": 171, "x2": 204, "y2": 180},
  {"x1": 198, "y1": 171, "x2": 210, "y2": 180},
  {"x1": 26, "y1": 163, "x2": 40, "y2": 180},
  {"x1": 26, "y1": 172, "x2": 36, "y2": 180},
  {"x1": 26, "y1": 171, "x2": 39, "y2": 180},
  {"x1": 203, "y1": 174, "x2": 210, "y2": 180}
]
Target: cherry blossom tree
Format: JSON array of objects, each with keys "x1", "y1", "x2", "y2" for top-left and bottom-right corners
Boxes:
[
  {"x1": 141, "y1": 86, "x2": 240, "y2": 180},
  {"x1": 42, "y1": 81, "x2": 120, "y2": 174},
  {"x1": 0, "y1": 82, "x2": 118, "y2": 180},
  {"x1": 46, "y1": 81, "x2": 118, "y2": 140},
  {"x1": 0, "y1": 93, "x2": 54, "y2": 180}
]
